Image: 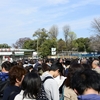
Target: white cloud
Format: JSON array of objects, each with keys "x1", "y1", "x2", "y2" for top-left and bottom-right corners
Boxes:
[
  {"x1": 71, "y1": 0, "x2": 100, "y2": 8},
  {"x1": 58, "y1": 14, "x2": 100, "y2": 31},
  {"x1": 47, "y1": 0, "x2": 69, "y2": 5},
  {"x1": 8, "y1": 7, "x2": 38, "y2": 15},
  {"x1": 0, "y1": 0, "x2": 11, "y2": 7},
  {"x1": 0, "y1": 0, "x2": 100, "y2": 46}
]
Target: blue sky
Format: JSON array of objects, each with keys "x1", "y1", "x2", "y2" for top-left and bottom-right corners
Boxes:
[{"x1": 0, "y1": 0, "x2": 100, "y2": 46}]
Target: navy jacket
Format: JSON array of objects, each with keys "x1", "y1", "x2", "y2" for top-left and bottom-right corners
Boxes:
[
  {"x1": 78, "y1": 94, "x2": 100, "y2": 100},
  {"x1": 3, "y1": 85, "x2": 21, "y2": 100}
]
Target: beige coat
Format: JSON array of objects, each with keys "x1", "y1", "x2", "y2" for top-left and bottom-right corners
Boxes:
[{"x1": 64, "y1": 86, "x2": 78, "y2": 100}]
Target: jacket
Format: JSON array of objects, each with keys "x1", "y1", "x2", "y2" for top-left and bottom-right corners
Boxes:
[
  {"x1": 40, "y1": 71, "x2": 59, "y2": 100},
  {"x1": 78, "y1": 94, "x2": 100, "y2": 100},
  {"x1": 3, "y1": 85, "x2": 21, "y2": 100},
  {"x1": 64, "y1": 86, "x2": 78, "y2": 100}
]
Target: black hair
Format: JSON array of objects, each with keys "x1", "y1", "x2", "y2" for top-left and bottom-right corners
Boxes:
[
  {"x1": 31, "y1": 68, "x2": 38, "y2": 74},
  {"x1": 24, "y1": 65, "x2": 33, "y2": 73},
  {"x1": 82, "y1": 63, "x2": 91, "y2": 69},
  {"x1": 57, "y1": 58, "x2": 64, "y2": 64},
  {"x1": 64, "y1": 60, "x2": 71, "y2": 66},
  {"x1": 65, "y1": 63, "x2": 84, "y2": 87},
  {"x1": 11, "y1": 61, "x2": 17, "y2": 66},
  {"x1": 71, "y1": 69, "x2": 100, "y2": 95},
  {"x1": 21, "y1": 72, "x2": 41, "y2": 99},
  {"x1": 45, "y1": 59, "x2": 50, "y2": 63},
  {"x1": 24, "y1": 59, "x2": 28, "y2": 64},
  {"x1": 42, "y1": 63, "x2": 50, "y2": 72},
  {"x1": 50, "y1": 62, "x2": 64, "y2": 76},
  {"x1": 1, "y1": 61, "x2": 12, "y2": 71}
]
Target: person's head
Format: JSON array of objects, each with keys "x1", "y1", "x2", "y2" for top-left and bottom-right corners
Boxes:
[
  {"x1": 24, "y1": 65, "x2": 33, "y2": 73},
  {"x1": 42, "y1": 63, "x2": 50, "y2": 72},
  {"x1": 81, "y1": 58, "x2": 88, "y2": 64},
  {"x1": 49, "y1": 62, "x2": 64, "y2": 78},
  {"x1": 21, "y1": 72, "x2": 41, "y2": 99},
  {"x1": 9, "y1": 66, "x2": 26, "y2": 86},
  {"x1": 92, "y1": 60, "x2": 100, "y2": 69},
  {"x1": 11, "y1": 61, "x2": 17, "y2": 66},
  {"x1": 82, "y1": 63, "x2": 91, "y2": 69},
  {"x1": 31, "y1": 68, "x2": 38, "y2": 74},
  {"x1": 17, "y1": 60, "x2": 23, "y2": 68},
  {"x1": 45, "y1": 59, "x2": 52, "y2": 67},
  {"x1": 71, "y1": 69, "x2": 100, "y2": 95},
  {"x1": 24, "y1": 60, "x2": 28, "y2": 64},
  {"x1": 57, "y1": 58, "x2": 64, "y2": 64},
  {"x1": 1, "y1": 61, "x2": 12, "y2": 72},
  {"x1": 64, "y1": 59, "x2": 71, "y2": 66},
  {"x1": 65, "y1": 63, "x2": 84, "y2": 87},
  {"x1": 38, "y1": 58, "x2": 43, "y2": 64}
]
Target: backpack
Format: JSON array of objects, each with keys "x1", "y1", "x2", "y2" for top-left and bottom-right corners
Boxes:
[
  {"x1": 37, "y1": 76, "x2": 53, "y2": 100},
  {"x1": 0, "y1": 78, "x2": 10, "y2": 99}
]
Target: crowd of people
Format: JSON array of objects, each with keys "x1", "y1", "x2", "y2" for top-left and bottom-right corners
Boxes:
[{"x1": 0, "y1": 57, "x2": 100, "y2": 100}]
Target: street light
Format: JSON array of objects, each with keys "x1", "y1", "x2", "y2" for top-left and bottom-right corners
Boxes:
[{"x1": 37, "y1": 38, "x2": 38, "y2": 59}]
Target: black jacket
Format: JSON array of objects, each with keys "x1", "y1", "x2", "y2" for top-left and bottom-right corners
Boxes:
[{"x1": 2, "y1": 85, "x2": 21, "y2": 100}]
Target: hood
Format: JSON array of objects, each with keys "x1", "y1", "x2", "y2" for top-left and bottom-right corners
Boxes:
[
  {"x1": 78, "y1": 94, "x2": 100, "y2": 100},
  {"x1": 40, "y1": 71, "x2": 53, "y2": 81}
]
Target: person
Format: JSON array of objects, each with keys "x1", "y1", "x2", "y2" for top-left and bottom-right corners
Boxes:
[
  {"x1": 0, "y1": 61, "x2": 12, "y2": 80},
  {"x1": 57, "y1": 58, "x2": 66, "y2": 69},
  {"x1": 45, "y1": 59, "x2": 52, "y2": 67},
  {"x1": 54, "y1": 73, "x2": 66, "y2": 99},
  {"x1": 42, "y1": 63, "x2": 50, "y2": 72},
  {"x1": 34, "y1": 58, "x2": 43, "y2": 70},
  {"x1": 17, "y1": 60, "x2": 23, "y2": 68},
  {"x1": 41, "y1": 62, "x2": 64, "y2": 100},
  {"x1": 57, "y1": 58, "x2": 64, "y2": 64},
  {"x1": 14, "y1": 72, "x2": 41, "y2": 100},
  {"x1": 0, "y1": 61, "x2": 12, "y2": 98},
  {"x1": 23, "y1": 59, "x2": 29, "y2": 68},
  {"x1": 24, "y1": 65, "x2": 33, "y2": 73},
  {"x1": 92, "y1": 59, "x2": 100, "y2": 74},
  {"x1": 63, "y1": 63, "x2": 83, "y2": 100},
  {"x1": 2, "y1": 66, "x2": 26, "y2": 100},
  {"x1": 71, "y1": 69, "x2": 100, "y2": 100},
  {"x1": 80, "y1": 58, "x2": 88, "y2": 64}
]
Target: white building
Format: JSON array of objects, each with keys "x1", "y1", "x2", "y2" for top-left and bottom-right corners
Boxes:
[{"x1": 0, "y1": 48, "x2": 34, "y2": 65}]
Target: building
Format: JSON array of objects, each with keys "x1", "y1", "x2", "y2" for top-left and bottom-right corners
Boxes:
[{"x1": 0, "y1": 48, "x2": 34, "y2": 65}]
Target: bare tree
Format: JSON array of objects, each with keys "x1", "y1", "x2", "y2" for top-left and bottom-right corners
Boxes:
[
  {"x1": 63, "y1": 25, "x2": 70, "y2": 42},
  {"x1": 49, "y1": 25, "x2": 58, "y2": 39},
  {"x1": 68, "y1": 32, "x2": 77, "y2": 50},
  {"x1": 91, "y1": 18, "x2": 100, "y2": 35},
  {"x1": 63, "y1": 25, "x2": 70, "y2": 50},
  {"x1": 12, "y1": 37, "x2": 31, "y2": 49},
  {"x1": 90, "y1": 35, "x2": 100, "y2": 51},
  {"x1": 89, "y1": 18, "x2": 100, "y2": 51}
]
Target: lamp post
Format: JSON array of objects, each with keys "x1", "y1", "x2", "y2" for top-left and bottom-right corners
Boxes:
[{"x1": 37, "y1": 38, "x2": 38, "y2": 59}]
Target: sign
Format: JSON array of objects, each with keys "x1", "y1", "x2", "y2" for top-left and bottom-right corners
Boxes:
[{"x1": 51, "y1": 48, "x2": 56, "y2": 55}]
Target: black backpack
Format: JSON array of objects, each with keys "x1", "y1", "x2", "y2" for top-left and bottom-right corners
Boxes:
[
  {"x1": 0, "y1": 78, "x2": 10, "y2": 99},
  {"x1": 37, "y1": 76, "x2": 53, "y2": 100}
]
